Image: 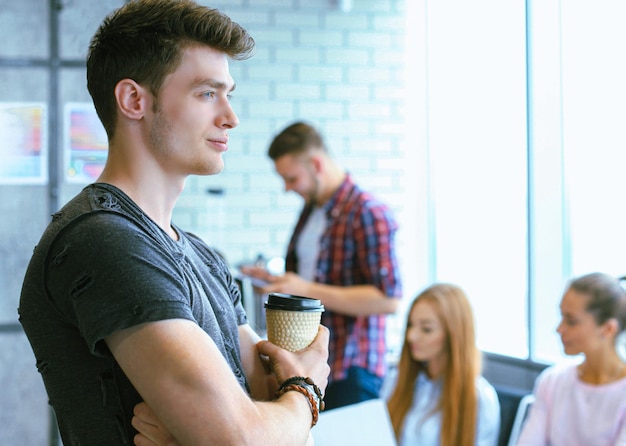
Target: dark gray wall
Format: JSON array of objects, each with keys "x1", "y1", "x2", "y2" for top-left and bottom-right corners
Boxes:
[{"x1": 0, "y1": 1, "x2": 126, "y2": 443}]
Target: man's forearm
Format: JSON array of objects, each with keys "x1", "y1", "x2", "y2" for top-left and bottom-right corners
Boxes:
[{"x1": 307, "y1": 282, "x2": 400, "y2": 316}]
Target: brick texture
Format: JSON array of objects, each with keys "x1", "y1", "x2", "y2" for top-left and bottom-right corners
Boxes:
[{"x1": 179, "y1": 0, "x2": 410, "y2": 269}]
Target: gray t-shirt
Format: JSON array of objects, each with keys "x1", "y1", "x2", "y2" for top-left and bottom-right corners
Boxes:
[{"x1": 18, "y1": 183, "x2": 248, "y2": 445}]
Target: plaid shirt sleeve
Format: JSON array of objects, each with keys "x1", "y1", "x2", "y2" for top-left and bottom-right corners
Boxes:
[{"x1": 353, "y1": 200, "x2": 402, "y2": 298}]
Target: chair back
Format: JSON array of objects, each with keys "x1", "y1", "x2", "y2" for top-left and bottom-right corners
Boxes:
[
  {"x1": 507, "y1": 394, "x2": 534, "y2": 446},
  {"x1": 494, "y1": 385, "x2": 531, "y2": 446}
]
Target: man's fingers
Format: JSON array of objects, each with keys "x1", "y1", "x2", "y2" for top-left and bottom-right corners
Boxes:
[
  {"x1": 134, "y1": 401, "x2": 150, "y2": 417},
  {"x1": 132, "y1": 415, "x2": 158, "y2": 440},
  {"x1": 134, "y1": 433, "x2": 156, "y2": 446}
]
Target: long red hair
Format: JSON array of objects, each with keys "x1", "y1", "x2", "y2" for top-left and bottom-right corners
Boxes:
[{"x1": 387, "y1": 283, "x2": 481, "y2": 446}]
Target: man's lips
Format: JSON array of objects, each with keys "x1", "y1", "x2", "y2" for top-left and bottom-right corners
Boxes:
[{"x1": 208, "y1": 137, "x2": 228, "y2": 151}]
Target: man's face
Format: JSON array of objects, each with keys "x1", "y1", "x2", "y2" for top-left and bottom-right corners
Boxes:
[
  {"x1": 146, "y1": 45, "x2": 239, "y2": 177},
  {"x1": 274, "y1": 153, "x2": 319, "y2": 205}
]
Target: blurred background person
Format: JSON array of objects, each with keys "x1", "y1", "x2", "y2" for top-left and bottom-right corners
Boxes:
[
  {"x1": 382, "y1": 283, "x2": 500, "y2": 446},
  {"x1": 242, "y1": 121, "x2": 403, "y2": 410},
  {"x1": 516, "y1": 273, "x2": 626, "y2": 446}
]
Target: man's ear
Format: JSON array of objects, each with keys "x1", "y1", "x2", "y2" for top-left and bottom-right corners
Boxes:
[
  {"x1": 309, "y1": 153, "x2": 324, "y2": 175},
  {"x1": 114, "y1": 79, "x2": 149, "y2": 120},
  {"x1": 602, "y1": 317, "x2": 619, "y2": 339}
]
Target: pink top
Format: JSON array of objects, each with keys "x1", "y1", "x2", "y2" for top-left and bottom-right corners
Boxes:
[{"x1": 517, "y1": 363, "x2": 626, "y2": 446}]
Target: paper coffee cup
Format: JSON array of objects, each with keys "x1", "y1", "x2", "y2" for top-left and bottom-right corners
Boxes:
[{"x1": 264, "y1": 293, "x2": 324, "y2": 352}]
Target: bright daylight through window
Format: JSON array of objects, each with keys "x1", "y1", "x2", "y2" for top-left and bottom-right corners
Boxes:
[{"x1": 407, "y1": 0, "x2": 626, "y2": 364}]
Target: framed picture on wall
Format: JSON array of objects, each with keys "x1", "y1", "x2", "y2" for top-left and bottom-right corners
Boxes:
[
  {"x1": 64, "y1": 102, "x2": 108, "y2": 183},
  {"x1": 0, "y1": 102, "x2": 47, "y2": 185}
]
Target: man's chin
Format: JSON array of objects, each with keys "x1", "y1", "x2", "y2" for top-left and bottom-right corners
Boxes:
[{"x1": 196, "y1": 161, "x2": 224, "y2": 176}]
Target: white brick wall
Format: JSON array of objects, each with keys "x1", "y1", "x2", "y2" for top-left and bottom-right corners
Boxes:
[{"x1": 182, "y1": 0, "x2": 416, "y2": 299}]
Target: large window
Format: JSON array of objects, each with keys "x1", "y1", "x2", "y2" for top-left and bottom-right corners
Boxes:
[
  {"x1": 544, "y1": 0, "x2": 626, "y2": 361},
  {"x1": 408, "y1": 0, "x2": 626, "y2": 364}
]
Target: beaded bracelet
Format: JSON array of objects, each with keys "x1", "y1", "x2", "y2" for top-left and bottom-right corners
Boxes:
[{"x1": 275, "y1": 383, "x2": 320, "y2": 426}]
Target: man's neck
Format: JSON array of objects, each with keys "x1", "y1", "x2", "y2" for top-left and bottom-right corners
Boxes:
[
  {"x1": 316, "y1": 167, "x2": 346, "y2": 206},
  {"x1": 98, "y1": 149, "x2": 185, "y2": 240}
]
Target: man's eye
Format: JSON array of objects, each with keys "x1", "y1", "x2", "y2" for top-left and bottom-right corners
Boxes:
[{"x1": 204, "y1": 91, "x2": 215, "y2": 99}]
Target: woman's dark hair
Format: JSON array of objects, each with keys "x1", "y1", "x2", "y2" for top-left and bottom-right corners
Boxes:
[
  {"x1": 569, "y1": 272, "x2": 626, "y2": 331},
  {"x1": 86, "y1": 0, "x2": 255, "y2": 139}
]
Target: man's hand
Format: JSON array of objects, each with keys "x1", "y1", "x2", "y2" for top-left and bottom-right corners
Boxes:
[
  {"x1": 258, "y1": 272, "x2": 314, "y2": 297},
  {"x1": 257, "y1": 325, "x2": 330, "y2": 392},
  {"x1": 239, "y1": 265, "x2": 274, "y2": 282},
  {"x1": 239, "y1": 266, "x2": 314, "y2": 297},
  {"x1": 132, "y1": 402, "x2": 178, "y2": 446}
]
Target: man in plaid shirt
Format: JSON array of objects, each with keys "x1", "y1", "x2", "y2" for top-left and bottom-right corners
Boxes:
[{"x1": 244, "y1": 121, "x2": 403, "y2": 410}]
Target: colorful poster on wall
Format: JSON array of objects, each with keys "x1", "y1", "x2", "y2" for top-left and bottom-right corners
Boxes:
[
  {"x1": 64, "y1": 102, "x2": 108, "y2": 183},
  {"x1": 0, "y1": 102, "x2": 47, "y2": 185}
]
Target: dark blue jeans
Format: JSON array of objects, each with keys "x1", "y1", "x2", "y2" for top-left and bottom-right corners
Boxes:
[{"x1": 323, "y1": 366, "x2": 383, "y2": 411}]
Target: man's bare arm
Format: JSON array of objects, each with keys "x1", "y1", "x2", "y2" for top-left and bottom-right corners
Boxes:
[{"x1": 106, "y1": 318, "x2": 329, "y2": 445}]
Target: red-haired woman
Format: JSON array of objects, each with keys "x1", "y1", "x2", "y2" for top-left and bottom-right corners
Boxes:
[{"x1": 383, "y1": 283, "x2": 500, "y2": 446}]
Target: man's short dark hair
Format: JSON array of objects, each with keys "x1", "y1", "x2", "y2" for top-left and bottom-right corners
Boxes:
[
  {"x1": 87, "y1": 0, "x2": 255, "y2": 139},
  {"x1": 268, "y1": 121, "x2": 327, "y2": 161}
]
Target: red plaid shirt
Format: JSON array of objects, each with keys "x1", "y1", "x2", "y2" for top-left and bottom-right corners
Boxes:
[{"x1": 285, "y1": 175, "x2": 402, "y2": 382}]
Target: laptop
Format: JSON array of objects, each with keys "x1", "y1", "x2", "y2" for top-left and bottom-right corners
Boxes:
[{"x1": 313, "y1": 399, "x2": 397, "y2": 446}]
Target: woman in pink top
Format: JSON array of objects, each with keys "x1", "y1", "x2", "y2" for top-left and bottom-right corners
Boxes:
[{"x1": 517, "y1": 273, "x2": 626, "y2": 446}]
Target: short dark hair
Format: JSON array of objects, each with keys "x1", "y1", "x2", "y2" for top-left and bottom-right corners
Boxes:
[
  {"x1": 86, "y1": 0, "x2": 255, "y2": 139},
  {"x1": 569, "y1": 272, "x2": 626, "y2": 330},
  {"x1": 267, "y1": 121, "x2": 327, "y2": 161}
]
